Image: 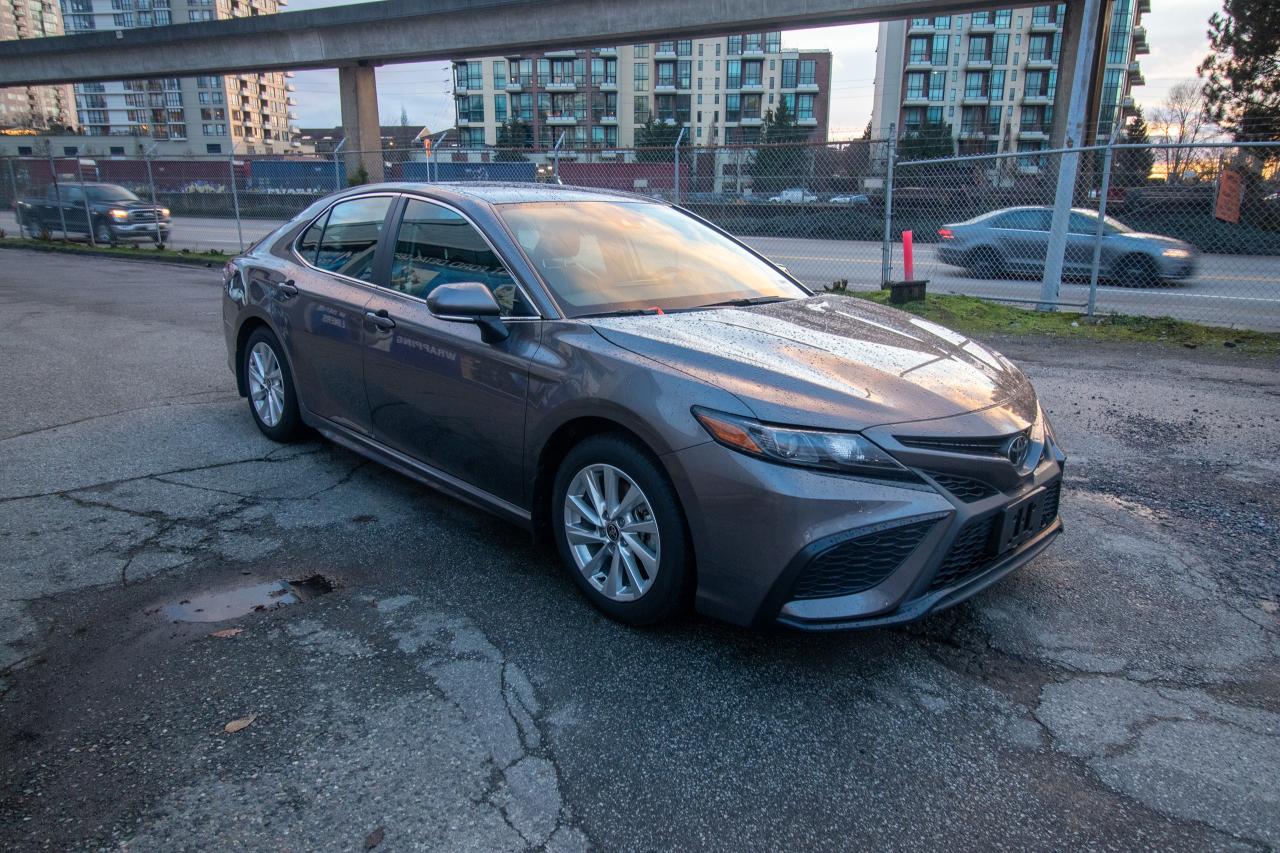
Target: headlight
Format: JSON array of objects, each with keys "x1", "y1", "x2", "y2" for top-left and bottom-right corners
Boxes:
[
  {"x1": 1162, "y1": 248, "x2": 1191, "y2": 259},
  {"x1": 692, "y1": 407, "x2": 914, "y2": 480},
  {"x1": 109, "y1": 208, "x2": 129, "y2": 220},
  {"x1": 160, "y1": 207, "x2": 170, "y2": 217}
]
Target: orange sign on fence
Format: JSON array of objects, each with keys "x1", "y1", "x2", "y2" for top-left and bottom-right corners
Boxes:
[{"x1": 1214, "y1": 169, "x2": 1243, "y2": 224}]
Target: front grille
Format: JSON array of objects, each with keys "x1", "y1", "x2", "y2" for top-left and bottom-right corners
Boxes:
[
  {"x1": 928, "y1": 478, "x2": 1063, "y2": 592},
  {"x1": 925, "y1": 470, "x2": 999, "y2": 502},
  {"x1": 131, "y1": 210, "x2": 157, "y2": 222},
  {"x1": 792, "y1": 519, "x2": 936, "y2": 600},
  {"x1": 897, "y1": 428, "x2": 1029, "y2": 457}
]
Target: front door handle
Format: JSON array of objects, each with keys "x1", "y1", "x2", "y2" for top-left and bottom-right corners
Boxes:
[
  {"x1": 275, "y1": 280, "x2": 298, "y2": 300},
  {"x1": 364, "y1": 309, "x2": 396, "y2": 331}
]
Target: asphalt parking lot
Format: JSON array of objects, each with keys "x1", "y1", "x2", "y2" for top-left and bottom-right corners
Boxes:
[{"x1": 1, "y1": 251, "x2": 1277, "y2": 851}]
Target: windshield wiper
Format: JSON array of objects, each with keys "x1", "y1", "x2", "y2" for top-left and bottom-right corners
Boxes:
[
  {"x1": 575, "y1": 307, "x2": 664, "y2": 319},
  {"x1": 692, "y1": 296, "x2": 794, "y2": 310}
]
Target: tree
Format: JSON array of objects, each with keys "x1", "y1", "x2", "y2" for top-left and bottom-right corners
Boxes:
[
  {"x1": 634, "y1": 118, "x2": 687, "y2": 162},
  {"x1": 748, "y1": 101, "x2": 812, "y2": 194},
  {"x1": 495, "y1": 119, "x2": 531, "y2": 161},
  {"x1": 1150, "y1": 79, "x2": 1215, "y2": 181},
  {"x1": 896, "y1": 122, "x2": 954, "y2": 161},
  {"x1": 1198, "y1": 0, "x2": 1280, "y2": 142},
  {"x1": 399, "y1": 106, "x2": 410, "y2": 128},
  {"x1": 1113, "y1": 108, "x2": 1156, "y2": 188}
]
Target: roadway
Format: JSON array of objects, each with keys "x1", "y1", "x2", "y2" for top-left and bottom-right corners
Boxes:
[
  {"x1": 3, "y1": 211, "x2": 1278, "y2": 330},
  {"x1": 2, "y1": 252, "x2": 1278, "y2": 849}
]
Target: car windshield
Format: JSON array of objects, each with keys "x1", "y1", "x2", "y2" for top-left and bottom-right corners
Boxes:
[
  {"x1": 498, "y1": 201, "x2": 806, "y2": 317},
  {"x1": 85, "y1": 185, "x2": 140, "y2": 202}
]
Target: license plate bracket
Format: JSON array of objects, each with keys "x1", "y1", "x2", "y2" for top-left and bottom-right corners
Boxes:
[{"x1": 997, "y1": 486, "x2": 1048, "y2": 554}]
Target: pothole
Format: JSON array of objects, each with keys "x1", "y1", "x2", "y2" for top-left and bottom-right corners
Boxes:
[{"x1": 161, "y1": 575, "x2": 336, "y2": 623}]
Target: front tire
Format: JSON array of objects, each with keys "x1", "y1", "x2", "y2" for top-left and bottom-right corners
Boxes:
[
  {"x1": 1113, "y1": 254, "x2": 1162, "y2": 288},
  {"x1": 243, "y1": 327, "x2": 303, "y2": 442},
  {"x1": 93, "y1": 219, "x2": 115, "y2": 246},
  {"x1": 552, "y1": 434, "x2": 692, "y2": 626}
]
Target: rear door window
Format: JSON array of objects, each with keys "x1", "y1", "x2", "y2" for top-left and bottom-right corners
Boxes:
[
  {"x1": 996, "y1": 209, "x2": 1051, "y2": 231},
  {"x1": 296, "y1": 211, "x2": 328, "y2": 265},
  {"x1": 313, "y1": 196, "x2": 393, "y2": 282},
  {"x1": 388, "y1": 198, "x2": 535, "y2": 317}
]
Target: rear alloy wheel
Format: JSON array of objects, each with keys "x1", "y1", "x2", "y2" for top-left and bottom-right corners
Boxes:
[
  {"x1": 553, "y1": 435, "x2": 691, "y2": 626},
  {"x1": 965, "y1": 247, "x2": 1005, "y2": 279},
  {"x1": 1114, "y1": 254, "x2": 1162, "y2": 288},
  {"x1": 243, "y1": 327, "x2": 303, "y2": 442}
]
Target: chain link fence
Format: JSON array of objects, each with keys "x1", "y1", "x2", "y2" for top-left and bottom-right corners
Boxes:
[{"x1": 2, "y1": 138, "x2": 1277, "y2": 330}]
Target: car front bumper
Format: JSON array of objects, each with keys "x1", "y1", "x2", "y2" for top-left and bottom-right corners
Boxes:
[
  {"x1": 664, "y1": 440, "x2": 1064, "y2": 630},
  {"x1": 111, "y1": 221, "x2": 171, "y2": 237}
]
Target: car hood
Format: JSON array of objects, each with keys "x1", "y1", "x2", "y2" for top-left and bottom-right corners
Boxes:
[
  {"x1": 589, "y1": 296, "x2": 1037, "y2": 431},
  {"x1": 1120, "y1": 231, "x2": 1193, "y2": 250}
]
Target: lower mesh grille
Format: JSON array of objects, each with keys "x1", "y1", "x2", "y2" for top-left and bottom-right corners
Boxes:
[
  {"x1": 925, "y1": 470, "x2": 999, "y2": 502},
  {"x1": 929, "y1": 479, "x2": 1063, "y2": 592},
  {"x1": 792, "y1": 519, "x2": 936, "y2": 600}
]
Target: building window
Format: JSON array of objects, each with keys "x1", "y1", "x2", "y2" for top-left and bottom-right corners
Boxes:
[
  {"x1": 993, "y1": 33, "x2": 1010, "y2": 64},
  {"x1": 796, "y1": 93, "x2": 814, "y2": 120},
  {"x1": 493, "y1": 60, "x2": 508, "y2": 88},
  {"x1": 677, "y1": 60, "x2": 692, "y2": 89},
  {"x1": 743, "y1": 60, "x2": 762, "y2": 87},
  {"x1": 995, "y1": 9, "x2": 1011, "y2": 28},
  {"x1": 633, "y1": 63, "x2": 648, "y2": 92},
  {"x1": 727, "y1": 60, "x2": 741, "y2": 89},
  {"x1": 727, "y1": 35, "x2": 742, "y2": 55},
  {"x1": 929, "y1": 71, "x2": 946, "y2": 100},
  {"x1": 633, "y1": 44, "x2": 648, "y2": 58},
  {"x1": 494, "y1": 93, "x2": 507, "y2": 121},
  {"x1": 206, "y1": 143, "x2": 222, "y2": 153},
  {"x1": 18, "y1": 146, "x2": 33, "y2": 156},
  {"x1": 798, "y1": 60, "x2": 817, "y2": 86},
  {"x1": 677, "y1": 39, "x2": 692, "y2": 56},
  {"x1": 766, "y1": 32, "x2": 780, "y2": 52},
  {"x1": 725, "y1": 93, "x2": 740, "y2": 122},
  {"x1": 781, "y1": 58, "x2": 797, "y2": 88},
  {"x1": 633, "y1": 95, "x2": 649, "y2": 123}
]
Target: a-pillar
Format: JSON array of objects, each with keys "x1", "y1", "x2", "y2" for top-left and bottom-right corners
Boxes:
[{"x1": 339, "y1": 63, "x2": 384, "y2": 182}]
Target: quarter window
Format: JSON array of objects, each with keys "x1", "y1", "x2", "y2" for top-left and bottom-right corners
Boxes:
[
  {"x1": 389, "y1": 199, "x2": 534, "y2": 317},
  {"x1": 313, "y1": 196, "x2": 393, "y2": 281}
]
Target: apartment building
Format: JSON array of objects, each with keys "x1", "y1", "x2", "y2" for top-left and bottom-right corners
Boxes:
[
  {"x1": 450, "y1": 33, "x2": 831, "y2": 150},
  {"x1": 0, "y1": 0, "x2": 75, "y2": 130},
  {"x1": 870, "y1": 2, "x2": 1149, "y2": 157},
  {"x1": 58, "y1": 0, "x2": 298, "y2": 155}
]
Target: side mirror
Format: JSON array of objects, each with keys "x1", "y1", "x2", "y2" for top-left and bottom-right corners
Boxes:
[{"x1": 426, "y1": 281, "x2": 509, "y2": 343}]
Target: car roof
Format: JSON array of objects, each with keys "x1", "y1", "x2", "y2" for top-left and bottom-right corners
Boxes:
[{"x1": 343, "y1": 181, "x2": 664, "y2": 206}]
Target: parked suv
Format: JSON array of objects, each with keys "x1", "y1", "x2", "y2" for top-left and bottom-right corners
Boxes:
[
  {"x1": 223, "y1": 183, "x2": 1064, "y2": 630},
  {"x1": 15, "y1": 182, "x2": 171, "y2": 244}
]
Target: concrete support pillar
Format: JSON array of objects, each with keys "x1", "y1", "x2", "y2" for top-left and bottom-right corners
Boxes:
[
  {"x1": 1050, "y1": 0, "x2": 1101, "y2": 150},
  {"x1": 339, "y1": 64, "x2": 383, "y2": 182}
]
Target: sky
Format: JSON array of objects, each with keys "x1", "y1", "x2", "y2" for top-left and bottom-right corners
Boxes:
[{"x1": 285, "y1": 0, "x2": 1224, "y2": 138}]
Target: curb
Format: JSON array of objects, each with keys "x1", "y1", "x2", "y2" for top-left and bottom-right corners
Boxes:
[{"x1": 0, "y1": 240, "x2": 229, "y2": 268}]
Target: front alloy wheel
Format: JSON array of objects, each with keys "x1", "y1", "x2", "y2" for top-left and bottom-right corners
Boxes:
[
  {"x1": 242, "y1": 327, "x2": 303, "y2": 442},
  {"x1": 552, "y1": 435, "x2": 691, "y2": 625},
  {"x1": 94, "y1": 220, "x2": 114, "y2": 245},
  {"x1": 563, "y1": 464, "x2": 661, "y2": 601}
]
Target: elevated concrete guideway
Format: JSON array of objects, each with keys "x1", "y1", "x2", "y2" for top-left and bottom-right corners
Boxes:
[{"x1": 0, "y1": 0, "x2": 1012, "y2": 83}]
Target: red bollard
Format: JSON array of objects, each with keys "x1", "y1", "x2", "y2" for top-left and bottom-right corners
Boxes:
[{"x1": 902, "y1": 230, "x2": 914, "y2": 282}]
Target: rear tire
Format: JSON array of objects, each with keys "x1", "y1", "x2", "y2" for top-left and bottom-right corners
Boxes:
[
  {"x1": 242, "y1": 327, "x2": 303, "y2": 442},
  {"x1": 552, "y1": 434, "x2": 692, "y2": 626},
  {"x1": 964, "y1": 247, "x2": 1005, "y2": 279},
  {"x1": 1113, "y1": 254, "x2": 1162, "y2": 288}
]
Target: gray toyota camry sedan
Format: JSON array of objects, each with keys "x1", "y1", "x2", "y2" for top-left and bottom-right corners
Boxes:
[{"x1": 222, "y1": 183, "x2": 1064, "y2": 630}]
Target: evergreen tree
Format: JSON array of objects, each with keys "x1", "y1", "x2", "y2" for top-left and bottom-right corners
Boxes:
[
  {"x1": 1113, "y1": 109, "x2": 1155, "y2": 187},
  {"x1": 495, "y1": 119, "x2": 531, "y2": 161},
  {"x1": 635, "y1": 118, "x2": 688, "y2": 162},
  {"x1": 1198, "y1": 0, "x2": 1280, "y2": 142},
  {"x1": 748, "y1": 101, "x2": 812, "y2": 194},
  {"x1": 896, "y1": 122, "x2": 955, "y2": 161}
]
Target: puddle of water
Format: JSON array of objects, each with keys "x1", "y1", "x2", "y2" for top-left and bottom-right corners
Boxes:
[{"x1": 162, "y1": 575, "x2": 334, "y2": 623}]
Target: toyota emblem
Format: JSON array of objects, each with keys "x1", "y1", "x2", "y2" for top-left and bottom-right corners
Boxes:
[{"x1": 1005, "y1": 434, "x2": 1031, "y2": 467}]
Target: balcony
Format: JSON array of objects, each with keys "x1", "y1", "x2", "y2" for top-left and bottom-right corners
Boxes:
[
  {"x1": 544, "y1": 113, "x2": 579, "y2": 125},
  {"x1": 543, "y1": 79, "x2": 578, "y2": 92},
  {"x1": 654, "y1": 48, "x2": 677, "y2": 59},
  {"x1": 743, "y1": 46, "x2": 766, "y2": 56},
  {"x1": 908, "y1": 21, "x2": 935, "y2": 33},
  {"x1": 1022, "y1": 90, "x2": 1054, "y2": 105},
  {"x1": 592, "y1": 47, "x2": 617, "y2": 57},
  {"x1": 959, "y1": 126, "x2": 985, "y2": 140},
  {"x1": 739, "y1": 81, "x2": 765, "y2": 93},
  {"x1": 906, "y1": 55, "x2": 933, "y2": 70},
  {"x1": 903, "y1": 92, "x2": 931, "y2": 105},
  {"x1": 654, "y1": 82, "x2": 677, "y2": 93},
  {"x1": 1127, "y1": 61, "x2": 1145, "y2": 86},
  {"x1": 1025, "y1": 53, "x2": 1055, "y2": 69},
  {"x1": 595, "y1": 79, "x2": 618, "y2": 91},
  {"x1": 968, "y1": 18, "x2": 996, "y2": 31},
  {"x1": 1133, "y1": 26, "x2": 1150, "y2": 55},
  {"x1": 1137, "y1": 0, "x2": 1151, "y2": 13},
  {"x1": 456, "y1": 115, "x2": 479, "y2": 126},
  {"x1": 739, "y1": 116, "x2": 764, "y2": 126},
  {"x1": 545, "y1": 49, "x2": 577, "y2": 58},
  {"x1": 1018, "y1": 127, "x2": 1048, "y2": 140},
  {"x1": 966, "y1": 55, "x2": 992, "y2": 69},
  {"x1": 1029, "y1": 16, "x2": 1061, "y2": 32},
  {"x1": 962, "y1": 91, "x2": 990, "y2": 105},
  {"x1": 796, "y1": 81, "x2": 820, "y2": 93},
  {"x1": 505, "y1": 81, "x2": 523, "y2": 92},
  {"x1": 595, "y1": 114, "x2": 618, "y2": 124},
  {"x1": 797, "y1": 116, "x2": 818, "y2": 127}
]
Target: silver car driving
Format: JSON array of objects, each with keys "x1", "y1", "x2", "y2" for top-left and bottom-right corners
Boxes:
[
  {"x1": 937, "y1": 206, "x2": 1197, "y2": 286},
  {"x1": 222, "y1": 183, "x2": 1064, "y2": 630}
]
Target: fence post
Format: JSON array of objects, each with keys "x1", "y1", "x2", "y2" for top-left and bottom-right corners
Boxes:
[
  {"x1": 5, "y1": 158, "x2": 17, "y2": 219},
  {"x1": 673, "y1": 126, "x2": 687, "y2": 204},
  {"x1": 47, "y1": 149, "x2": 68, "y2": 242},
  {"x1": 144, "y1": 143, "x2": 162, "y2": 246},
  {"x1": 77, "y1": 158, "x2": 97, "y2": 247},
  {"x1": 1086, "y1": 127, "x2": 1120, "y2": 317},
  {"x1": 227, "y1": 149, "x2": 244, "y2": 253},
  {"x1": 332, "y1": 138, "x2": 345, "y2": 192},
  {"x1": 552, "y1": 131, "x2": 565, "y2": 183},
  {"x1": 880, "y1": 124, "x2": 897, "y2": 287}
]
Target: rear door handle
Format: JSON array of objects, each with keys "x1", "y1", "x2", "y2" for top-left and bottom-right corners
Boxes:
[
  {"x1": 275, "y1": 280, "x2": 298, "y2": 300},
  {"x1": 364, "y1": 310, "x2": 396, "y2": 331}
]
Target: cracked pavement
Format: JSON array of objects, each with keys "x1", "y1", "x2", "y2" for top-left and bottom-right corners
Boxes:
[{"x1": 1, "y1": 252, "x2": 1277, "y2": 851}]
